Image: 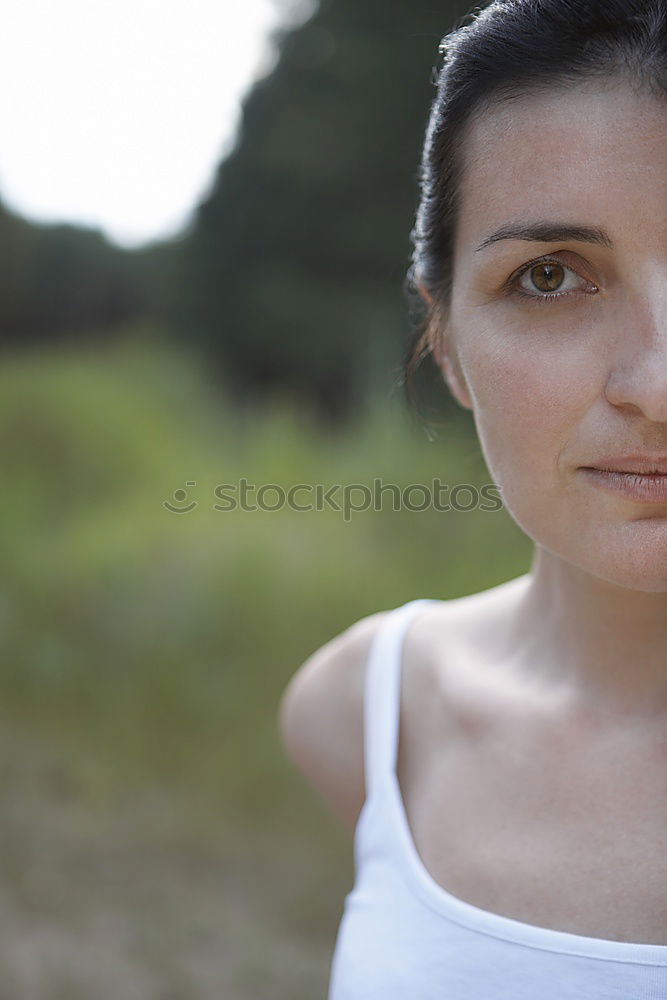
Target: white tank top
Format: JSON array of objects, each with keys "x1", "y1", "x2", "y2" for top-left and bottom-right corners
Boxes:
[{"x1": 327, "y1": 598, "x2": 667, "y2": 999}]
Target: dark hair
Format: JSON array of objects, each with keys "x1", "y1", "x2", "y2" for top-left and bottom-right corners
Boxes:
[{"x1": 403, "y1": 0, "x2": 667, "y2": 411}]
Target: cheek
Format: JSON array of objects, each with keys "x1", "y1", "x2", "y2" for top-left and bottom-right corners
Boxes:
[{"x1": 457, "y1": 331, "x2": 596, "y2": 514}]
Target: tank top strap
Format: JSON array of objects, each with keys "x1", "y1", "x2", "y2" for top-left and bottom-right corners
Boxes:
[{"x1": 363, "y1": 598, "x2": 439, "y2": 803}]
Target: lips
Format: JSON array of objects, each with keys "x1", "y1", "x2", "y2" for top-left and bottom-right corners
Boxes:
[
  {"x1": 584, "y1": 455, "x2": 667, "y2": 475},
  {"x1": 579, "y1": 460, "x2": 667, "y2": 504}
]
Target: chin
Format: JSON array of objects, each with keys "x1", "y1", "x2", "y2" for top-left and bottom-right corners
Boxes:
[
  {"x1": 508, "y1": 500, "x2": 667, "y2": 594},
  {"x1": 560, "y1": 522, "x2": 667, "y2": 594},
  {"x1": 594, "y1": 560, "x2": 667, "y2": 594},
  {"x1": 589, "y1": 564, "x2": 667, "y2": 594}
]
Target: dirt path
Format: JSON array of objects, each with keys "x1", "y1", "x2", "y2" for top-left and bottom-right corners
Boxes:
[{"x1": 0, "y1": 724, "x2": 335, "y2": 999}]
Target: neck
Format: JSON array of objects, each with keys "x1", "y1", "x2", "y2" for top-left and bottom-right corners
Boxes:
[{"x1": 507, "y1": 547, "x2": 667, "y2": 720}]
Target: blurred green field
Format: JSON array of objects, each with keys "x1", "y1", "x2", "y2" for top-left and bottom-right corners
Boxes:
[{"x1": 0, "y1": 323, "x2": 531, "y2": 997}]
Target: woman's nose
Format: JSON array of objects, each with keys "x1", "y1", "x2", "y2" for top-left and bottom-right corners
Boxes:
[{"x1": 604, "y1": 273, "x2": 667, "y2": 424}]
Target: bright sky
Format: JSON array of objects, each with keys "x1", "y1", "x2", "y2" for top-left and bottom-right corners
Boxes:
[{"x1": 1, "y1": 1, "x2": 312, "y2": 249}]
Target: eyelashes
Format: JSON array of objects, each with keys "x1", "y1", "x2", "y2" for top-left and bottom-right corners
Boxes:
[{"x1": 504, "y1": 255, "x2": 599, "y2": 305}]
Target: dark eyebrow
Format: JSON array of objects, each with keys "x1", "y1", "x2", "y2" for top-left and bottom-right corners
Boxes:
[{"x1": 475, "y1": 221, "x2": 614, "y2": 253}]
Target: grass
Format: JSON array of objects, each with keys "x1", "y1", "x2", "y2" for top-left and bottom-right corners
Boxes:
[{"x1": 0, "y1": 321, "x2": 531, "y2": 996}]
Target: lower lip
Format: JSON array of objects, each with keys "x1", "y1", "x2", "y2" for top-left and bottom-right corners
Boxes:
[{"x1": 580, "y1": 468, "x2": 667, "y2": 503}]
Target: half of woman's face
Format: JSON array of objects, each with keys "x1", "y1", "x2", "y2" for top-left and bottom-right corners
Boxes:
[{"x1": 443, "y1": 79, "x2": 667, "y2": 591}]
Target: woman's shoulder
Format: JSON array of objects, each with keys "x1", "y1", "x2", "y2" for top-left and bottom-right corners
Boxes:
[
  {"x1": 278, "y1": 607, "x2": 392, "y2": 834},
  {"x1": 408, "y1": 574, "x2": 534, "y2": 702},
  {"x1": 406, "y1": 574, "x2": 531, "y2": 661},
  {"x1": 278, "y1": 578, "x2": 529, "y2": 835}
]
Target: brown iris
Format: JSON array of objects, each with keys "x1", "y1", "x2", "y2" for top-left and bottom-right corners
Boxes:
[{"x1": 530, "y1": 262, "x2": 565, "y2": 292}]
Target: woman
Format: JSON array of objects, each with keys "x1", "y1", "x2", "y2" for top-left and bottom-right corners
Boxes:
[{"x1": 278, "y1": 1, "x2": 667, "y2": 996}]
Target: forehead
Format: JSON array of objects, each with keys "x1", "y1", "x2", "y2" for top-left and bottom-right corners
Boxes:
[{"x1": 454, "y1": 80, "x2": 667, "y2": 257}]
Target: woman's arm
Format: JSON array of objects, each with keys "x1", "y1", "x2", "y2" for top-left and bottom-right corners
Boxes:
[{"x1": 278, "y1": 611, "x2": 389, "y2": 836}]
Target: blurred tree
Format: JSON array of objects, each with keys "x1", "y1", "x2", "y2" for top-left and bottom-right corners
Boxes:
[
  {"x1": 175, "y1": 0, "x2": 471, "y2": 425},
  {"x1": 0, "y1": 0, "x2": 474, "y2": 428},
  {"x1": 0, "y1": 197, "x2": 147, "y2": 347}
]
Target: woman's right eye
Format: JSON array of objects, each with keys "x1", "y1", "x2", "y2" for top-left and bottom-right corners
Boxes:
[{"x1": 507, "y1": 256, "x2": 598, "y2": 305}]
